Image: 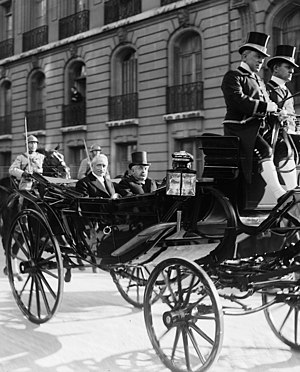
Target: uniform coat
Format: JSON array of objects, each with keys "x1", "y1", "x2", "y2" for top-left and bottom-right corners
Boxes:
[
  {"x1": 9, "y1": 152, "x2": 45, "y2": 190},
  {"x1": 75, "y1": 172, "x2": 116, "y2": 198},
  {"x1": 221, "y1": 66, "x2": 269, "y2": 183}
]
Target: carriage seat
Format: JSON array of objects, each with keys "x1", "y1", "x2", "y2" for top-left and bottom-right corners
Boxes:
[{"x1": 198, "y1": 134, "x2": 240, "y2": 179}]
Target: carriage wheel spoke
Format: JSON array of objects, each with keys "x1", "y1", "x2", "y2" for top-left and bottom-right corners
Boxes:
[
  {"x1": 187, "y1": 327, "x2": 206, "y2": 364},
  {"x1": 182, "y1": 327, "x2": 191, "y2": 370},
  {"x1": 190, "y1": 321, "x2": 214, "y2": 345},
  {"x1": 294, "y1": 308, "x2": 299, "y2": 345},
  {"x1": 171, "y1": 326, "x2": 181, "y2": 360},
  {"x1": 36, "y1": 274, "x2": 51, "y2": 314}
]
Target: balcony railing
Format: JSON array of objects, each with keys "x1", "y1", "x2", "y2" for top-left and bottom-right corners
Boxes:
[
  {"x1": 161, "y1": 0, "x2": 178, "y2": 5},
  {"x1": 104, "y1": 0, "x2": 141, "y2": 24},
  {"x1": 59, "y1": 10, "x2": 89, "y2": 40},
  {"x1": 0, "y1": 114, "x2": 12, "y2": 135},
  {"x1": 0, "y1": 38, "x2": 14, "y2": 59},
  {"x1": 109, "y1": 93, "x2": 138, "y2": 121},
  {"x1": 26, "y1": 109, "x2": 46, "y2": 132},
  {"x1": 23, "y1": 25, "x2": 48, "y2": 52},
  {"x1": 62, "y1": 101, "x2": 86, "y2": 127},
  {"x1": 167, "y1": 81, "x2": 204, "y2": 114}
]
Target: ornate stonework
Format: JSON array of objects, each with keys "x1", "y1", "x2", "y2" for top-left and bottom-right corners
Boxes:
[
  {"x1": 117, "y1": 27, "x2": 128, "y2": 44},
  {"x1": 178, "y1": 8, "x2": 190, "y2": 27}
]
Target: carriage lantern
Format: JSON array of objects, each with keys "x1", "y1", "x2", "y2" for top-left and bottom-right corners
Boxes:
[{"x1": 166, "y1": 151, "x2": 196, "y2": 196}]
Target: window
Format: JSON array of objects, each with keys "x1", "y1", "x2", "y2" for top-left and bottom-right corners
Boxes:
[
  {"x1": 167, "y1": 31, "x2": 203, "y2": 114},
  {"x1": 27, "y1": 70, "x2": 46, "y2": 131},
  {"x1": 272, "y1": 9, "x2": 300, "y2": 111},
  {"x1": 23, "y1": 0, "x2": 48, "y2": 51},
  {"x1": 2, "y1": 0, "x2": 12, "y2": 39},
  {"x1": 109, "y1": 47, "x2": 138, "y2": 120},
  {"x1": 0, "y1": 79, "x2": 12, "y2": 135},
  {"x1": 115, "y1": 142, "x2": 137, "y2": 177}
]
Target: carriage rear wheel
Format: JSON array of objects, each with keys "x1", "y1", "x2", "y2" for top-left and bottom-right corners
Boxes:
[
  {"x1": 144, "y1": 258, "x2": 223, "y2": 372},
  {"x1": 110, "y1": 265, "x2": 152, "y2": 308},
  {"x1": 6, "y1": 209, "x2": 64, "y2": 324},
  {"x1": 262, "y1": 283, "x2": 300, "y2": 350}
]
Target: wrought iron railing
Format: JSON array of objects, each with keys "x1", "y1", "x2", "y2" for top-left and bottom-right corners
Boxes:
[
  {"x1": 26, "y1": 109, "x2": 46, "y2": 132},
  {"x1": 62, "y1": 101, "x2": 86, "y2": 127},
  {"x1": 59, "y1": 10, "x2": 89, "y2": 40},
  {"x1": 167, "y1": 81, "x2": 204, "y2": 114},
  {"x1": 23, "y1": 25, "x2": 48, "y2": 52},
  {"x1": 104, "y1": 0, "x2": 141, "y2": 24},
  {"x1": 161, "y1": 0, "x2": 178, "y2": 5},
  {"x1": 0, "y1": 114, "x2": 12, "y2": 135},
  {"x1": 109, "y1": 93, "x2": 138, "y2": 121},
  {"x1": 0, "y1": 38, "x2": 14, "y2": 59}
]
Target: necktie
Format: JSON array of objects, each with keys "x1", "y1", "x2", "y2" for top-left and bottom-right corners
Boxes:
[{"x1": 254, "y1": 74, "x2": 270, "y2": 102}]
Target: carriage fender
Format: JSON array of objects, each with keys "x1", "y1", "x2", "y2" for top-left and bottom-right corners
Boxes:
[{"x1": 111, "y1": 222, "x2": 176, "y2": 256}]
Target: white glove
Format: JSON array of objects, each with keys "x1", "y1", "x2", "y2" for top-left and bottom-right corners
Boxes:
[
  {"x1": 278, "y1": 109, "x2": 289, "y2": 122},
  {"x1": 266, "y1": 102, "x2": 278, "y2": 112}
]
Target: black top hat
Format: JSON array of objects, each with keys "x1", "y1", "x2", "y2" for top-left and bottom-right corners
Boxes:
[
  {"x1": 239, "y1": 32, "x2": 270, "y2": 57},
  {"x1": 267, "y1": 45, "x2": 299, "y2": 68},
  {"x1": 129, "y1": 151, "x2": 150, "y2": 169}
]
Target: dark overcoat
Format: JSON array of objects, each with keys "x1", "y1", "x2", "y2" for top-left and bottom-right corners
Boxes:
[
  {"x1": 76, "y1": 172, "x2": 116, "y2": 198},
  {"x1": 221, "y1": 66, "x2": 269, "y2": 183},
  {"x1": 117, "y1": 175, "x2": 157, "y2": 196}
]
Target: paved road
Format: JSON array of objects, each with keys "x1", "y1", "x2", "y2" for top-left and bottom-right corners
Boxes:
[{"x1": 0, "y1": 246, "x2": 300, "y2": 372}]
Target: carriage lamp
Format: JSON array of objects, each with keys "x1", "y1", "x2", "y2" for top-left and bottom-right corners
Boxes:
[{"x1": 166, "y1": 151, "x2": 196, "y2": 197}]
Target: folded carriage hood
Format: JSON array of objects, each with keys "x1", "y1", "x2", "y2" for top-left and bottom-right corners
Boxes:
[{"x1": 111, "y1": 222, "x2": 176, "y2": 256}]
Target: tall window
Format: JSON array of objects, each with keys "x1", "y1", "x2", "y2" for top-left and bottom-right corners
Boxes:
[
  {"x1": 115, "y1": 142, "x2": 137, "y2": 177},
  {"x1": 60, "y1": 0, "x2": 88, "y2": 17},
  {"x1": 109, "y1": 47, "x2": 138, "y2": 120},
  {"x1": 0, "y1": 80, "x2": 12, "y2": 135},
  {"x1": 27, "y1": 70, "x2": 46, "y2": 131},
  {"x1": 1, "y1": 1, "x2": 12, "y2": 40},
  {"x1": 273, "y1": 10, "x2": 300, "y2": 111},
  {"x1": 24, "y1": 0, "x2": 47, "y2": 30},
  {"x1": 174, "y1": 32, "x2": 202, "y2": 85}
]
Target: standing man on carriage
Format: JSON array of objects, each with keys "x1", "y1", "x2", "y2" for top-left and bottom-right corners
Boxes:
[
  {"x1": 266, "y1": 45, "x2": 299, "y2": 190},
  {"x1": 9, "y1": 134, "x2": 45, "y2": 190},
  {"x1": 77, "y1": 143, "x2": 102, "y2": 180},
  {"x1": 221, "y1": 31, "x2": 300, "y2": 219}
]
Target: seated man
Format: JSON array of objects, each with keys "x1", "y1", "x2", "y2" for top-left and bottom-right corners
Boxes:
[
  {"x1": 117, "y1": 151, "x2": 157, "y2": 196},
  {"x1": 76, "y1": 154, "x2": 119, "y2": 199}
]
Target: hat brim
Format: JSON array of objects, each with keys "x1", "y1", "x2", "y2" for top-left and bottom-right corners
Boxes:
[
  {"x1": 267, "y1": 56, "x2": 299, "y2": 68},
  {"x1": 129, "y1": 163, "x2": 151, "y2": 169},
  {"x1": 239, "y1": 44, "x2": 270, "y2": 57}
]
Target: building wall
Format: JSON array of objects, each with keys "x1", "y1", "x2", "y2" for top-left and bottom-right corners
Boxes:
[{"x1": 0, "y1": 0, "x2": 299, "y2": 179}]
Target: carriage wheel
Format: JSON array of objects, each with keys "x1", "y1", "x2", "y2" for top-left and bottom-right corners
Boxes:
[
  {"x1": 262, "y1": 285, "x2": 300, "y2": 350},
  {"x1": 6, "y1": 209, "x2": 64, "y2": 324},
  {"x1": 144, "y1": 258, "x2": 223, "y2": 372},
  {"x1": 110, "y1": 264, "x2": 153, "y2": 308}
]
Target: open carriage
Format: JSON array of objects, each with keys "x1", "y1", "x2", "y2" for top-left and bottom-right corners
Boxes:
[{"x1": 4, "y1": 137, "x2": 300, "y2": 372}]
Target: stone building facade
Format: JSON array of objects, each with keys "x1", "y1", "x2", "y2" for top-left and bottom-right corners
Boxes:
[{"x1": 0, "y1": 0, "x2": 299, "y2": 179}]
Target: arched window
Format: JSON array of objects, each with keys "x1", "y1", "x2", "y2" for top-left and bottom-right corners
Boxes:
[
  {"x1": 174, "y1": 32, "x2": 202, "y2": 85},
  {"x1": 62, "y1": 59, "x2": 86, "y2": 127},
  {"x1": 272, "y1": 9, "x2": 300, "y2": 111},
  {"x1": 0, "y1": 79, "x2": 12, "y2": 135},
  {"x1": 110, "y1": 46, "x2": 138, "y2": 120},
  {"x1": 27, "y1": 70, "x2": 46, "y2": 131},
  {"x1": 168, "y1": 30, "x2": 203, "y2": 114}
]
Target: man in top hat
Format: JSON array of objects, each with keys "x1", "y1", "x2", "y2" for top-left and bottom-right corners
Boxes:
[
  {"x1": 9, "y1": 134, "x2": 45, "y2": 190},
  {"x1": 220, "y1": 31, "x2": 298, "y2": 214},
  {"x1": 76, "y1": 154, "x2": 119, "y2": 198},
  {"x1": 266, "y1": 45, "x2": 299, "y2": 190},
  {"x1": 117, "y1": 151, "x2": 157, "y2": 196},
  {"x1": 77, "y1": 143, "x2": 102, "y2": 179}
]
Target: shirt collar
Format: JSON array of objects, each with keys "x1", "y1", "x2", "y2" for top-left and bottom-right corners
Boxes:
[
  {"x1": 92, "y1": 172, "x2": 105, "y2": 183},
  {"x1": 271, "y1": 76, "x2": 286, "y2": 89},
  {"x1": 240, "y1": 62, "x2": 253, "y2": 75}
]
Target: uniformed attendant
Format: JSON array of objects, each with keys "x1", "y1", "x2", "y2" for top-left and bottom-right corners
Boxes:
[
  {"x1": 9, "y1": 135, "x2": 45, "y2": 190},
  {"x1": 117, "y1": 151, "x2": 157, "y2": 196},
  {"x1": 266, "y1": 45, "x2": 299, "y2": 190},
  {"x1": 77, "y1": 144, "x2": 102, "y2": 180}
]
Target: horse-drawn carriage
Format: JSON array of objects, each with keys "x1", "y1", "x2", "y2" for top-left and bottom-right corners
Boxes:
[{"x1": 3, "y1": 137, "x2": 300, "y2": 372}]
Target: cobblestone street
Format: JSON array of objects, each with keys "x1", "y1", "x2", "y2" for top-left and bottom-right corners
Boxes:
[{"x1": 0, "y1": 247, "x2": 300, "y2": 372}]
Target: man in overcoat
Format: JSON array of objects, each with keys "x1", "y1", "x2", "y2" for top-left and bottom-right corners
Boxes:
[
  {"x1": 76, "y1": 154, "x2": 119, "y2": 198},
  {"x1": 117, "y1": 151, "x2": 157, "y2": 196},
  {"x1": 266, "y1": 45, "x2": 299, "y2": 190}
]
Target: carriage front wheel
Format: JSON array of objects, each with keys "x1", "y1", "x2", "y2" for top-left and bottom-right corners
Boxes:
[
  {"x1": 144, "y1": 258, "x2": 223, "y2": 372},
  {"x1": 5, "y1": 209, "x2": 64, "y2": 324}
]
